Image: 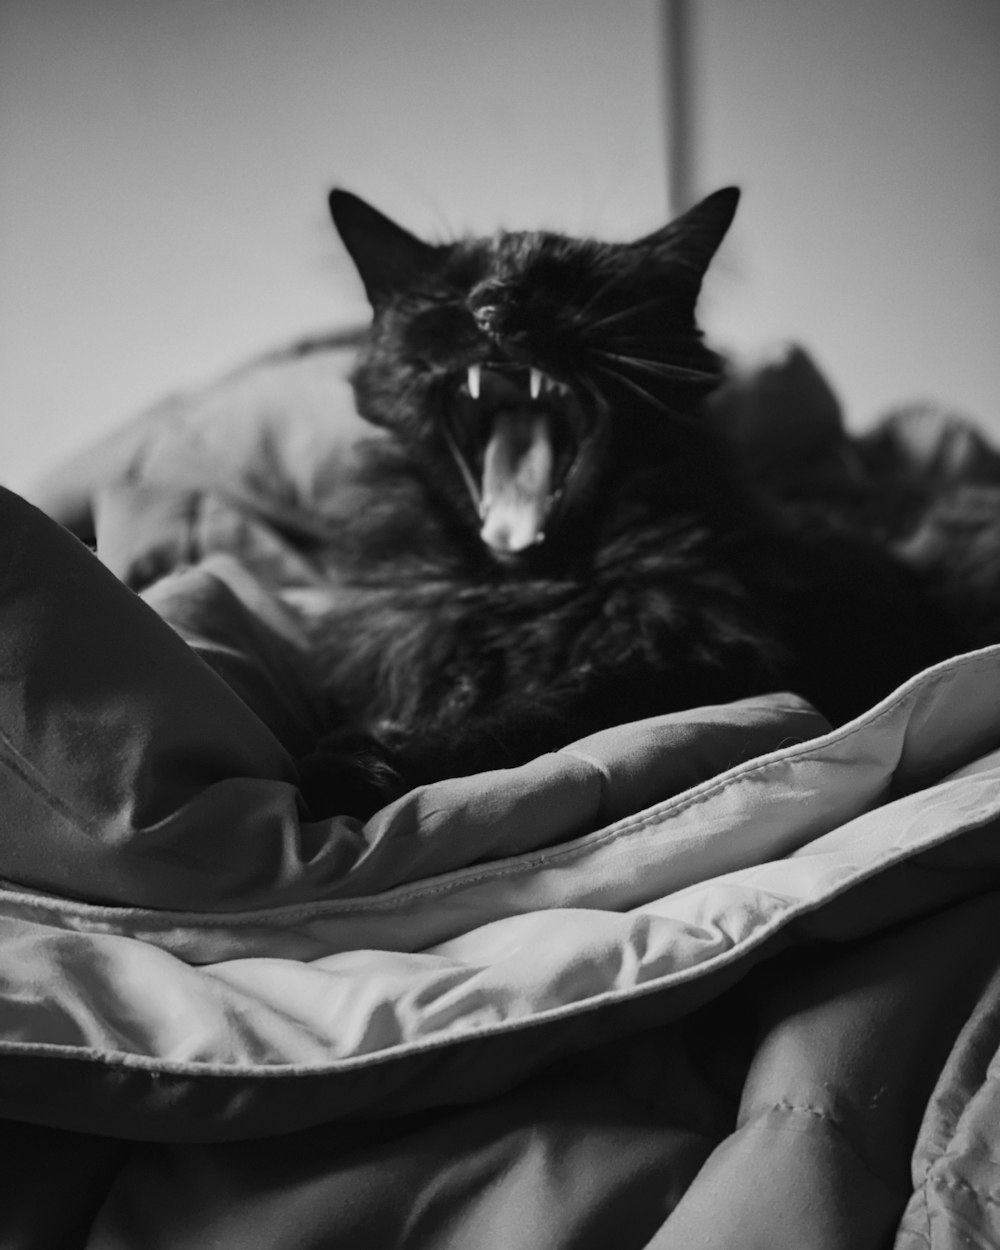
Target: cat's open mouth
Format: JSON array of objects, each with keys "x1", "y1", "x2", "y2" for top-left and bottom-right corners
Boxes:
[{"x1": 446, "y1": 363, "x2": 590, "y2": 558}]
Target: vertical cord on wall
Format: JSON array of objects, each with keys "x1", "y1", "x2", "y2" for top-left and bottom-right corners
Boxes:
[{"x1": 662, "y1": 0, "x2": 696, "y2": 216}]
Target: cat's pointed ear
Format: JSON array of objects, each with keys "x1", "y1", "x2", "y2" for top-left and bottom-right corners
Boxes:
[
  {"x1": 329, "y1": 189, "x2": 440, "y2": 307},
  {"x1": 633, "y1": 186, "x2": 740, "y2": 286}
]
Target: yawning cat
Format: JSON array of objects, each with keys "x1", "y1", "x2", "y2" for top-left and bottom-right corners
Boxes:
[{"x1": 298, "y1": 188, "x2": 952, "y2": 813}]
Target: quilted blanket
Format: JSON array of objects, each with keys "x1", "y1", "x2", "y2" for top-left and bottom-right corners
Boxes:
[{"x1": 5, "y1": 342, "x2": 1000, "y2": 1248}]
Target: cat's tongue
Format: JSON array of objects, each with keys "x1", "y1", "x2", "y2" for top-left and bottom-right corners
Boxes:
[{"x1": 479, "y1": 409, "x2": 554, "y2": 554}]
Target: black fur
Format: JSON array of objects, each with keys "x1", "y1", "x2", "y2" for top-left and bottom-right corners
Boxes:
[{"x1": 298, "y1": 189, "x2": 971, "y2": 816}]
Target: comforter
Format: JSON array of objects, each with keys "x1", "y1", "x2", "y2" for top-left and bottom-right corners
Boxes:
[{"x1": 4, "y1": 342, "x2": 1000, "y2": 1249}]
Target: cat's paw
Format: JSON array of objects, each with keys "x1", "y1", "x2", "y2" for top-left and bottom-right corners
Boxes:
[{"x1": 296, "y1": 728, "x2": 408, "y2": 820}]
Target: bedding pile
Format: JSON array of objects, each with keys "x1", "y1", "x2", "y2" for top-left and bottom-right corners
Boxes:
[{"x1": 3, "y1": 342, "x2": 1000, "y2": 1248}]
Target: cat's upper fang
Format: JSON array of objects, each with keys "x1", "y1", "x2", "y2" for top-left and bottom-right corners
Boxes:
[
  {"x1": 533, "y1": 370, "x2": 571, "y2": 400},
  {"x1": 464, "y1": 364, "x2": 570, "y2": 405}
]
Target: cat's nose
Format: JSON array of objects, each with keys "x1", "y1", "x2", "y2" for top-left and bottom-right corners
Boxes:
[
  {"x1": 473, "y1": 304, "x2": 501, "y2": 334},
  {"x1": 469, "y1": 282, "x2": 517, "y2": 337}
]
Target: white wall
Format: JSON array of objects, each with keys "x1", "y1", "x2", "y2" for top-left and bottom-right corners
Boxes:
[
  {"x1": 1, "y1": 0, "x2": 998, "y2": 494},
  {"x1": 696, "y1": 0, "x2": 1000, "y2": 425},
  {"x1": 0, "y1": 0, "x2": 665, "y2": 492}
]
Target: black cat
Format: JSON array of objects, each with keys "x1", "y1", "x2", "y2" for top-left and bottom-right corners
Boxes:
[{"x1": 298, "y1": 187, "x2": 955, "y2": 814}]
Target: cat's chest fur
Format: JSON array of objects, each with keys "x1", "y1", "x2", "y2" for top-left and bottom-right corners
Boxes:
[{"x1": 304, "y1": 446, "x2": 785, "y2": 748}]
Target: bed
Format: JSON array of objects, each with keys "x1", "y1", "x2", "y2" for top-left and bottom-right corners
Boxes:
[{"x1": 3, "y1": 338, "x2": 1000, "y2": 1249}]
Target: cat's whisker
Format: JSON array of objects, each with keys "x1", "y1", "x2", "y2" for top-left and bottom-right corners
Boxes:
[
  {"x1": 574, "y1": 267, "x2": 634, "y2": 320},
  {"x1": 589, "y1": 363, "x2": 673, "y2": 414},
  {"x1": 582, "y1": 298, "x2": 668, "y2": 333},
  {"x1": 592, "y1": 349, "x2": 675, "y2": 374},
  {"x1": 576, "y1": 373, "x2": 607, "y2": 409},
  {"x1": 590, "y1": 349, "x2": 711, "y2": 383}
]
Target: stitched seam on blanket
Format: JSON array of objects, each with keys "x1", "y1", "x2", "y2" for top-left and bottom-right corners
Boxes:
[
  {"x1": 299, "y1": 675, "x2": 937, "y2": 911},
  {"x1": 0, "y1": 725, "x2": 92, "y2": 837},
  {"x1": 911, "y1": 1013, "x2": 1000, "y2": 1234},
  {"x1": 400, "y1": 651, "x2": 998, "y2": 899},
  {"x1": 557, "y1": 747, "x2": 613, "y2": 811},
  {"x1": 3, "y1": 769, "x2": 999, "y2": 936},
  {"x1": 4, "y1": 876, "x2": 1000, "y2": 1081},
  {"x1": 538, "y1": 676, "x2": 928, "y2": 848},
  {"x1": 757, "y1": 1100, "x2": 918, "y2": 1193},
  {"x1": 765, "y1": 1100, "x2": 843, "y2": 1127},
  {"x1": 0, "y1": 649, "x2": 994, "y2": 930},
  {"x1": 3, "y1": 731, "x2": 1000, "y2": 931},
  {"x1": 313, "y1": 670, "x2": 952, "y2": 906}
]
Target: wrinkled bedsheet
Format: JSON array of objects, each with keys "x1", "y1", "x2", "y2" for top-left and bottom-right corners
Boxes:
[{"x1": 5, "y1": 343, "x2": 1000, "y2": 1248}]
